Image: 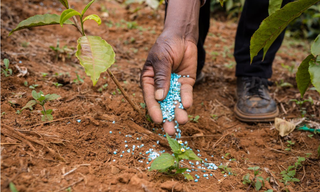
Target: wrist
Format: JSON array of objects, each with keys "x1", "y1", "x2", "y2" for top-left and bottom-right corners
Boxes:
[{"x1": 164, "y1": 0, "x2": 201, "y2": 44}]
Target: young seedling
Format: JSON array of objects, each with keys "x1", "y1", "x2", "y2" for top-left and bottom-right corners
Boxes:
[
  {"x1": 188, "y1": 115, "x2": 200, "y2": 123},
  {"x1": 53, "y1": 82, "x2": 63, "y2": 88},
  {"x1": 73, "y1": 73, "x2": 84, "y2": 84},
  {"x1": 29, "y1": 84, "x2": 39, "y2": 89},
  {"x1": 242, "y1": 166, "x2": 265, "y2": 191},
  {"x1": 97, "y1": 83, "x2": 108, "y2": 92},
  {"x1": 150, "y1": 133, "x2": 202, "y2": 180},
  {"x1": 280, "y1": 157, "x2": 305, "y2": 188},
  {"x1": 49, "y1": 39, "x2": 73, "y2": 62},
  {"x1": 218, "y1": 164, "x2": 232, "y2": 175},
  {"x1": 10, "y1": 0, "x2": 141, "y2": 115},
  {"x1": 21, "y1": 90, "x2": 60, "y2": 121},
  {"x1": 289, "y1": 97, "x2": 313, "y2": 117},
  {"x1": 285, "y1": 140, "x2": 295, "y2": 151},
  {"x1": 1, "y1": 59, "x2": 12, "y2": 77}
]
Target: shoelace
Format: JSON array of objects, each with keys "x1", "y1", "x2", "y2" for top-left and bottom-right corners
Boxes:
[{"x1": 244, "y1": 77, "x2": 272, "y2": 100}]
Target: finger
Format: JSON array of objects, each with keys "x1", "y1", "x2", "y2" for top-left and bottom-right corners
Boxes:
[
  {"x1": 147, "y1": 47, "x2": 172, "y2": 101},
  {"x1": 142, "y1": 78, "x2": 163, "y2": 124},
  {"x1": 179, "y1": 79, "x2": 194, "y2": 109},
  {"x1": 163, "y1": 121, "x2": 175, "y2": 135},
  {"x1": 175, "y1": 107, "x2": 188, "y2": 124},
  {"x1": 141, "y1": 65, "x2": 163, "y2": 124}
]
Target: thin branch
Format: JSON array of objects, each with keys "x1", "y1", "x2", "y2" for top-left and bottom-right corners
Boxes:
[{"x1": 107, "y1": 69, "x2": 142, "y2": 115}]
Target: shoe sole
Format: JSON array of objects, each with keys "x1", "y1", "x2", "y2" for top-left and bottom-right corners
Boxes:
[{"x1": 234, "y1": 105, "x2": 279, "y2": 123}]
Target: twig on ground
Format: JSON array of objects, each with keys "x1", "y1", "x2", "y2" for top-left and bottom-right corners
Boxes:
[
  {"x1": 63, "y1": 164, "x2": 91, "y2": 178},
  {"x1": 57, "y1": 178, "x2": 84, "y2": 192},
  {"x1": 2, "y1": 124, "x2": 65, "y2": 161},
  {"x1": 107, "y1": 69, "x2": 142, "y2": 115},
  {"x1": 301, "y1": 166, "x2": 306, "y2": 182},
  {"x1": 22, "y1": 115, "x2": 81, "y2": 129},
  {"x1": 280, "y1": 103, "x2": 287, "y2": 114},
  {"x1": 212, "y1": 132, "x2": 231, "y2": 149}
]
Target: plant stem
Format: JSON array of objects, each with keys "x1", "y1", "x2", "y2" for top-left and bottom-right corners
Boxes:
[{"x1": 107, "y1": 69, "x2": 142, "y2": 115}]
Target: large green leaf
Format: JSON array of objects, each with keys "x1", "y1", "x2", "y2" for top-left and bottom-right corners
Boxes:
[
  {"x1": 81, "y1": 0, "x2": 95, "y2": 16},
  {"x1": 75, "y1": 36, "x2": 115, "y2": 86},
  {"x1": 9, "y1": 14, "x2": 74, "y2": 35},
  {"x1": 250, "y1": 0, "x2": 320, "y2": 62},
  {"x1": 309, "y1": 57, "x2": 320, "y2": 94},
  {"x1": 60, "y1": 9, "x2": 81, "y2": 27},
  {"x1": 311, "y1": 34, "x2": 320, "y2": 57},
  {"x1": 149, "y1": 153, "x2": 175, "y2": 171},
  {"x1": 83, "y1": 14, "x2": 101, "y2": 25},
  {"x1": 296, "y1": 54, "x2": 314, "y2": 96},
  {"x1": 268, "y1": 0, "x2": 283, "y2": 15},
  {"x1": 166, "y1": 133, "x2": 180, "y2": 153},
  {"x1": 59, "y1": 0, "x2": 69, "y2": 8}
]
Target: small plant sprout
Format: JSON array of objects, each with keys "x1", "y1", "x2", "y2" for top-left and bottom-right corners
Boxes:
[
  {"x1": 1, "y1": 59, "x2": 12, "y2": 77},
  {"x1": 98, "y1": 83, "x2": 108, "y2": 92},
  {"x1": 53, "y1": 82, "x2": 63, "y2": 88},
  {"x1": 188, "y1": 115, "x2": 200, "y2": 123},
  {"x1": 242, "y1": 166, "x2": 265, "y2": 191},
  {"x1": 285, "y1": 140, "x2": 295, "y2": 151},
  {"x1": 24, "y1": 81, "x2": 28, "y2": 87},
  {"x1": 73, "y1": 73, "x2": 85, "y2": 84},
  {"x1": 218, "y1": 164, "x2": 232, "y2": 175},
  {"x1": 41, "y1": 73, "x2": 48, "y2": 77},
  {"x1": 29, "y1": 84, "x2": 39, "y2": 89},
  {"x1": 150, "y1": 133, "x2": 202, "y2": 180},
  {"x1": 21, "y1": 90, "x2": 60, "y2": 121},
  {"x1": 280, "y1": 157, "x2": 305, "y2": 188},
  {"x1": 49, "y1": 39, "x2": 73, "y2": 62}
]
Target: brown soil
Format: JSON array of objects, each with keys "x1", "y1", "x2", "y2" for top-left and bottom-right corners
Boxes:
[{"x1": 1, "y1": 1, "x2": 320, "y2": 192}]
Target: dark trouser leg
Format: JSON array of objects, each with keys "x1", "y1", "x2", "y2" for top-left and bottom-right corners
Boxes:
[
  {"x1": 234, "y1": 0, "x2": 292, "y2": 79},
  {"x1": 196, "y1": 0, "x2": 211, "y2": 77}
]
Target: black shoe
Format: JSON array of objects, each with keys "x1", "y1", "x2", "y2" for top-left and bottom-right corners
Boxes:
[{"x1": 234, "y1": 77, "x2": 279, "y2": 122}]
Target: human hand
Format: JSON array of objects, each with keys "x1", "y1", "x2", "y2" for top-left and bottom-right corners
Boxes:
[{"x1": 141, "y1": 32, "x2": 197, "y2": 135}]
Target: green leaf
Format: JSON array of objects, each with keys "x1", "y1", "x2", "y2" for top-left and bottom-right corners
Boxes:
[
  {"x1": 255, "y1": 180, "x2": 262, "y2": 191},
  {"x1": 46, "y1": 109, "x2": 53, "y2": 115},
  {"x1": 178, "y1": 149, "x2": 202, "y2": 161},
  {"x1": 311, "y1": 34, "x2": 320, "y2": 57},
  {"x1": 291, "y1": 178, "x2": 300, "y2": 182},
  {"x1": 4, "y1": 58, "x2": 9, "y2": 68},
  {"x1": 250, "y1": 0, "x2": 319, "y2": 62},
  {"x1": 9, "y1": 14, "x2": 74, "y2": 35},
  {"x1": 60, "y1": 9, "x2": 81, "y2": 27},
  {"x1": 75, "y1": 36, "x2": 115, "y2": 86},
  {"x1": 21, "y1": 100, "x2": 37, "y2": 111},
  {"x1": 184, "y1": 173, "x2": 194, "y2": 180},
  {"x1": 42, "y1": 114, "x2": 53, "y2": 121},
  {"x1": 83, "y1": 14, "x2": 101, "y2": 25},
  {"x1": 59, "y1": 0, "x2": 69, "y2": 8},
  {"x1": 296, "y1": 54, "x2": 314, "y2": 96},
  {"x1": 166, "y1": 133, "x2": 180, "y2": 153},
  {"x1": 248, "y1": 166, "x2": 260, "y2": 171},
  {"x1": 9, "y1": 182, "x2": 19, "y2": 192},
  {"x1": 176, "y1": 168, "x2": 188, "y2": 174},
  {"x1": 149, "y1": 153, "x2": 175, "y2": 171},
  {"x1": 45, "y1": 94, "x2": 61, "y2": 101},
  {"x1": 81, "y1": 0, "x2": 95, "y2": 16},
  {"x1": 287, "y1": 170, "x2": 296, "y2": 177},
  {"x1": 31, "y1": 90, "x2": 40, "y2": 100},
  {"x1": 309, "y1": 57, "x2": 320, "y2": 94},
  {"x1": 268, "y1": 0, "x2": 283, "y2": 15}
]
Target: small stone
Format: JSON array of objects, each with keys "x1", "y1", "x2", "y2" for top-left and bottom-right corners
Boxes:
[{"x1": 111, "y1": 166, "x2": 120, "y2": 174}]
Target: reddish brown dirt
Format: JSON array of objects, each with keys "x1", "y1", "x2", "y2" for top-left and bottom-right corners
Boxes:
[{"x1": 1, "y1": 1, "x2": 320, "y2": 192}]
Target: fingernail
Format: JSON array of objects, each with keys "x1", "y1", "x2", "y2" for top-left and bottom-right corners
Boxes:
[{"x1": 155, "y1": 89, "x2": 164, "y2": 100}]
